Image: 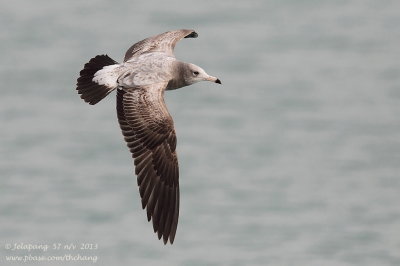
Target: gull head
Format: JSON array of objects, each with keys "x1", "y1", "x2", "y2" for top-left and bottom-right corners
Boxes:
[{"x1": 184, "y1": 63, "x2": 221, "y2": 85}]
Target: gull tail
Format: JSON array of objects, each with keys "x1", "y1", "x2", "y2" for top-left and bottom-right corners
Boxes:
[{"x1": 76, "y1": 54, "x2": 120, "y2": 105}]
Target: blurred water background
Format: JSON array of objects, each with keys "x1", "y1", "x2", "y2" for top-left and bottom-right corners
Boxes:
[{"x1": 1, "y1": 0, "x2": 400, "y2": 265}]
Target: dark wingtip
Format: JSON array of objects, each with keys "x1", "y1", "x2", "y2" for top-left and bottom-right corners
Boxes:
[
  {"x1": 215, "y1": 79, "x2": 221, "y2": 84},
  {"x1": 184, "y1": 31, "x2": 198, "y2": 38}
]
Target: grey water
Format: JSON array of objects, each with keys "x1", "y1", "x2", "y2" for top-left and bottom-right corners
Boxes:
[{"x1": 1, "y1": 0, "x2": 400, "y2": 265}]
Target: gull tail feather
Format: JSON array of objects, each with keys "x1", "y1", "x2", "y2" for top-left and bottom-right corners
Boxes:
[{"x1": 76, "y1": 54, "x2": 120, "y2": 105}]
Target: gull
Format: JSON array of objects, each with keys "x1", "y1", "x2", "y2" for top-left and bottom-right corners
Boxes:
[{"x1": 76, "y1": 29, "x2": 221, "y2": 244}]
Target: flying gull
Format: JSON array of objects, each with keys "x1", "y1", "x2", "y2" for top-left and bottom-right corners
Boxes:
[{"x1": 76, "y1": 29, "x2": 221, "y2": 244}]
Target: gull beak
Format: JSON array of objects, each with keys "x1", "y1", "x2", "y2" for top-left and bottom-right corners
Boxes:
[{"x1": 206, "y1": 76, "x2": 222, "y2": 84}]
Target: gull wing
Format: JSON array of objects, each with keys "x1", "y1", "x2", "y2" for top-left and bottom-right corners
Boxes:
[
  {"x1": 124, "y1": 29, "x2": 198, "y2": 61},
  {"x1": 116, "y1": 83, "x2": 179, "y2": 244}
]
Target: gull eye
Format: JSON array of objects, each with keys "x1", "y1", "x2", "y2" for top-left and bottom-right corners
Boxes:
[{"x1": 193, "y1": 71, "x2": 199, "y2": 76}]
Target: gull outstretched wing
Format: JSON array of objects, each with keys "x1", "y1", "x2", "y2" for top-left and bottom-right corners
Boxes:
[
  {"x1": 124, "y1": 29, "x2": 198, "y2": 61},
  {"x1": 116, "y1": 83, "x2": 179, "y2": 244}
]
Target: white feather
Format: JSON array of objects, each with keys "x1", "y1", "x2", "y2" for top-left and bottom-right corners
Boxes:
[{"x1": 92, "y1": 64, "x2": 121, "y2": 88}]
